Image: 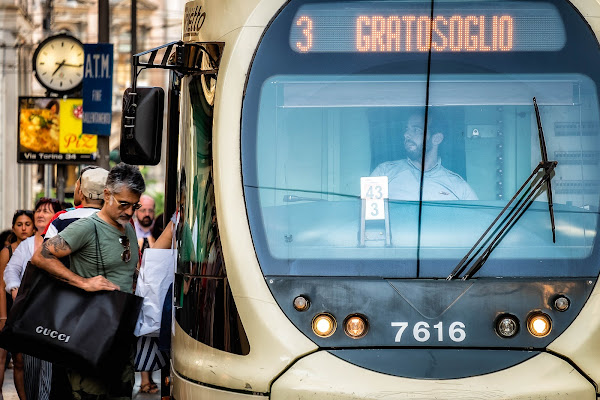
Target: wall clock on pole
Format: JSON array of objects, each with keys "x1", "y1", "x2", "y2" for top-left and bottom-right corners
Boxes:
[{"x1": 33, "y1": 33, "x2": 84, "y2": 95}]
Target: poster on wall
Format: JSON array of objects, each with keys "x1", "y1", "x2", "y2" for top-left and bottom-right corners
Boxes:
[{"x1": 17, "y1": 97, "x2": 98, "y2": 164}]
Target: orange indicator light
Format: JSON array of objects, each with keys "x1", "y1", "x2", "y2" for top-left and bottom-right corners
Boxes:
[
  {"x1": 527, "y1": 313, "x2": 552, "y2": 337},
  {"x1": 344, "y1": 315, "x2": 369, "y2": 339}
]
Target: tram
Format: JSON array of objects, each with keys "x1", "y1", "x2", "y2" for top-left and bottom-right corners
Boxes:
[{"x1": 121, "y1": 0, "x2": 600, "y2": 398}]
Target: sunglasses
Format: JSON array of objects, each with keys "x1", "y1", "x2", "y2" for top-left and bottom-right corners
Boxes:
[
  {"x1": 111, "y1": 195, "x2": 142, "y2": 211},
  {"x1": 14, "y1": 210, "x2": 33, "y2": 217},
  {"x1": 119, "y1": 236, "x2": 131, "y2": 262},
  {"x1": 38, "y1": 197, "x2": 61, "y2": 204}
]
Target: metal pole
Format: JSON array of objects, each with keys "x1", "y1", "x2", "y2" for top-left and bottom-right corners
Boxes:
[
  {"x1": 131, "y1": 0, "x2": 137, "y2": 85},
  {"x1": 131, "y1": 0, "x2": 136, "y2": 56},
  {"x1": 98, "y1": 0, "x2": 109, "y2": 50},
  {"x1": 43, "y1": 0, "x2": 53, "y2": 33},
  {"x1": 56, "y1": 165, "x2": 66, "y2": 202},
  {"x1": 97, "y1": 0, "x2": 110, "y2": 169},
  {"x1": 43, "y1": 0, "x2": 56, "y2": 197},
  {"x1": 44, "y1": 165, "x2": 53, "y2": 197}
]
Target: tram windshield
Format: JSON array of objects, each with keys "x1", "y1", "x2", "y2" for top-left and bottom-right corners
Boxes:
[{"x1": 242, "y1": 0, "x2": 600, "y2": 278}]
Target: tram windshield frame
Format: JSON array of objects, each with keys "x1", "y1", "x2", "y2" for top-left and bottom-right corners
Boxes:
[{"x1": 241, "y1": 0, "x2": 600, "y2": 279}]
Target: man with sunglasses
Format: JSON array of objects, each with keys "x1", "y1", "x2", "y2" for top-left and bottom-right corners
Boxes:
[
  {"x1": 31, "y1": 163, "x2": 145, "y2": 400},
  {"x1": 39, "y1": 166, "x2": 109, "y2": 400}
]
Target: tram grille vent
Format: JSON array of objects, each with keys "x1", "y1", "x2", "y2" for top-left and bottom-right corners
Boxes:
[
  {"x1": 554, "y1": 151, "x2": 600, "y2": 165},
  {"x1": 554, "y1": 121, "x2": 600, "y2": 136},
  {"x1": 555, "y1": 180, "x2": 600, "y2": 194}
]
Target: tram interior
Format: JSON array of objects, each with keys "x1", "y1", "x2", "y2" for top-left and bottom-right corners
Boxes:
[{"x1": 254, "y1": 74, "x2": 600, "y2": 274}]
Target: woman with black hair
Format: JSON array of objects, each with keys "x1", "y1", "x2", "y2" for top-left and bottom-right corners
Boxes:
[
  {"x1": 0, "y1": 209, "x2": 35, "y2": 399},
  {"x1": 0, "y1": 230, "x2": 14, "y2": 249},
  {"x1": 4, "y1": 198, "x2": 62, "y2": 400}
]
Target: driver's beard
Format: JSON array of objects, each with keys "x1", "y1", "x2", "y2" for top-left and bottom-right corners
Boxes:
[
  {"x1": 406, "y1": 141, "x2": 433, "y2": 165},
  {"x1": 406, "y1": 148, "x2": 423, "y2": 164}
]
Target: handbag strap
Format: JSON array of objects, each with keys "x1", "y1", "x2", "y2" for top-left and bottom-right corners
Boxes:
[{"x1": 93, "y1": 223, "x2": 107, "y2": 277}]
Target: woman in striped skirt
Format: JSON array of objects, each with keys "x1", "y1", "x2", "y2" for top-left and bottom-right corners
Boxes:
[{"x1": 4, "y1": 198, "x2": 62, "y2": 400}]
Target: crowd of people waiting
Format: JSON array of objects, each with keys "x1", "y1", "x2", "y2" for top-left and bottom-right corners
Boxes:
[{"x1": 0, "y1": 163, "x2": 172, "y2": 400}]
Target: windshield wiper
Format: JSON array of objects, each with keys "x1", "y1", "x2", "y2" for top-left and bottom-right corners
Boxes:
[
  {"x1": 447, "y1": 97, "x2": 557, "y2": 280},
  {"x1": 534, "y1": 97, "x2": 557, "y2": 243}
]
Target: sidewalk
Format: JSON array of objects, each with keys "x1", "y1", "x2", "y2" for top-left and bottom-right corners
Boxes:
[{"x1": 1, "y1": 368, "x2": 161, "y2": 399}]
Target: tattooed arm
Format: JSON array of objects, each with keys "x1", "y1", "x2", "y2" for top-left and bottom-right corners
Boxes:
[{"x1": 31, "y1": 236, "x2": 119, "y2": 292}]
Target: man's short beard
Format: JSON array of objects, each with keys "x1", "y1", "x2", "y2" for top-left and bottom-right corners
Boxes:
[
  {"x1": 406, "y1": 146, "x2": 425, "y2": 162},
  {"x1": 139, "y1": 216, "x2": 153, "y2": 228},
  {"x1": 405, "y1": 140, "x2": 431, "y2": 162},
  {"x1": 117, "y1": 217, "x2": 131, "y2": 227}
]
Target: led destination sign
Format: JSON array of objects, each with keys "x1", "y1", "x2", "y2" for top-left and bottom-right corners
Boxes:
[{"x1": 290, "y1": 2, "x2": 565, "y2": 53}]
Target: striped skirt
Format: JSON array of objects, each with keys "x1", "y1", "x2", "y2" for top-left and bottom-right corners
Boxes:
[{"x1": 24, "y1": 354, "x2": 52, "y2": 400}]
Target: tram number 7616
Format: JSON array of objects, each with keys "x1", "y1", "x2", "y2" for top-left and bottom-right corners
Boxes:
[{"x1": 391, "y1": 321, "x2": 467, "y2": 343}]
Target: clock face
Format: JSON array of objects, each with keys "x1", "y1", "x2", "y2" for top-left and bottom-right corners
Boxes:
[{"x1": 33, "y1": 35, "x2": 84, "y2": 94}]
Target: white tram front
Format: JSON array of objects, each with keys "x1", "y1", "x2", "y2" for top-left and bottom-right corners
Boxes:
[{"x1": 122, "y1": 0, "x2": 600, "y2": 398}]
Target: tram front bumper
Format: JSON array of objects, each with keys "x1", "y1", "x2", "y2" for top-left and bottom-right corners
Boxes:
[
  {"x1": 270, "y1": 350, "x2": 595, "y2": 399},
  {"x1": 171, "y1": 366, "x2": 266, "y2": 400}
]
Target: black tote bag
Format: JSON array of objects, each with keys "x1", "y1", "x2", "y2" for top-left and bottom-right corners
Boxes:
[{"x1": 0, "y1": 263, "x2": 142, "y2": 373}]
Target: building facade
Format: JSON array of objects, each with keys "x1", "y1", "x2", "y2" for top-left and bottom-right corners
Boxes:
[
  {"x1": 0, "y1": 0, "x2": 36, "y2": 229},
  {"x1": 0, "y1": 0, "x2": 183, "y2": 227}
]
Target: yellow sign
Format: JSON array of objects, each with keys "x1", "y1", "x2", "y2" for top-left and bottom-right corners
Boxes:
[
  {"x1": 18, "y1": 97, "x2": 98, "y2": 164},
  {"x1": 19, "y1": 107, "x2": 60, "y2": 153},
  {"x1": 59, "y1": 98, "x2": 98, "y2": 154}
]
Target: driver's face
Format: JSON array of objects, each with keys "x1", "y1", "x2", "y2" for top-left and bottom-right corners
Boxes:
[{"x1": 404, "y1": 114, "x2": 429, "y2": 160}]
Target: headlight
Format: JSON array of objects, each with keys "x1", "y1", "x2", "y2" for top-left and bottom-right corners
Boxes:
[
  {"x1": 496, "y1": 314, "x2": 519, "y2": 338},
  {"x1": 312, "y1": 313, "x2": 336, "y2": 337},
  {"x1": 527, "y1": 313, "x2": 552, "y2": 337},
  {"x1": 344, "y1": 314, "x2": 368, "y2": 339}
]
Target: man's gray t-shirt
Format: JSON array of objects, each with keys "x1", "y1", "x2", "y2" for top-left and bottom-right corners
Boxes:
[
  {"x1": 59, "y1": 213, "x2": 139, "y2": 292},
  {"x1": 371, "y1": 158, "x2": 478, "y2": 201}
]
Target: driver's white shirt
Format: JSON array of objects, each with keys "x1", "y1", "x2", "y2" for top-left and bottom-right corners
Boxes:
[{"x1": 371, "y1": 158, "x2": 478, "y2": 201}]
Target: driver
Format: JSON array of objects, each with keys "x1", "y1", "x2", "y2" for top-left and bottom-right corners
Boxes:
[{"x1": 371, "y1": 112, "x2": 477, "y2": 201}]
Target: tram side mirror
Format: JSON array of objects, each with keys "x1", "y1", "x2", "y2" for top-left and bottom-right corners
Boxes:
[{"x1": 120, "y1": 87, "x2": 164, "y2": 165}]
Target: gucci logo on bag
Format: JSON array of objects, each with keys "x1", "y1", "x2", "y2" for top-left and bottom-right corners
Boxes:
[{"x1": 35, "y1": 326, "x2": 71, "y2": 343}]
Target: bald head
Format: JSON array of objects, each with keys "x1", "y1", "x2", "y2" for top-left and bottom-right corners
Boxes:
[{"x1": 135, "y1": 194, "x2": 155, "y2": 228}]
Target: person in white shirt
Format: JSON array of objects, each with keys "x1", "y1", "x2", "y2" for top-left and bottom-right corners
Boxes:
[
  {"x1": 371, "y1": 112, "x2": 478, "y2": 201},
  {"x1": 3, "y1": 198, "x2": 62, "y2": 400}
]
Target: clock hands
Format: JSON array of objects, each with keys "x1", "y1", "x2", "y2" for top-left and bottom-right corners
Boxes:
[
  {"x1": 59, "y1": 62, "x2": 83, "y2": 68},
  {"x1": 52, "y1": 60, "x2": 66, "y2": 76},
  {"x1": 52, "y1": 60, "x2": 82, "y2": 76},
  {"x1": 34, "y1": 35, "x2": 84, "y2": 93}
]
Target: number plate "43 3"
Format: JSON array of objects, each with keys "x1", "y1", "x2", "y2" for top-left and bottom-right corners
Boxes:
[{"x1": 391, "y1": 321, "x2": 467, "y2": 343}]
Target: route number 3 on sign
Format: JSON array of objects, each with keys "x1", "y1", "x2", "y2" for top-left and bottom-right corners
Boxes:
[{"x1": 360, "y1": 176, "x2": 388, "y2": 220}]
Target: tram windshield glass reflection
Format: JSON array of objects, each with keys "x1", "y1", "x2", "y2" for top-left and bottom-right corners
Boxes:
[{"x1": 242, "y1": 0, "x2": 600, "y2": 278}]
